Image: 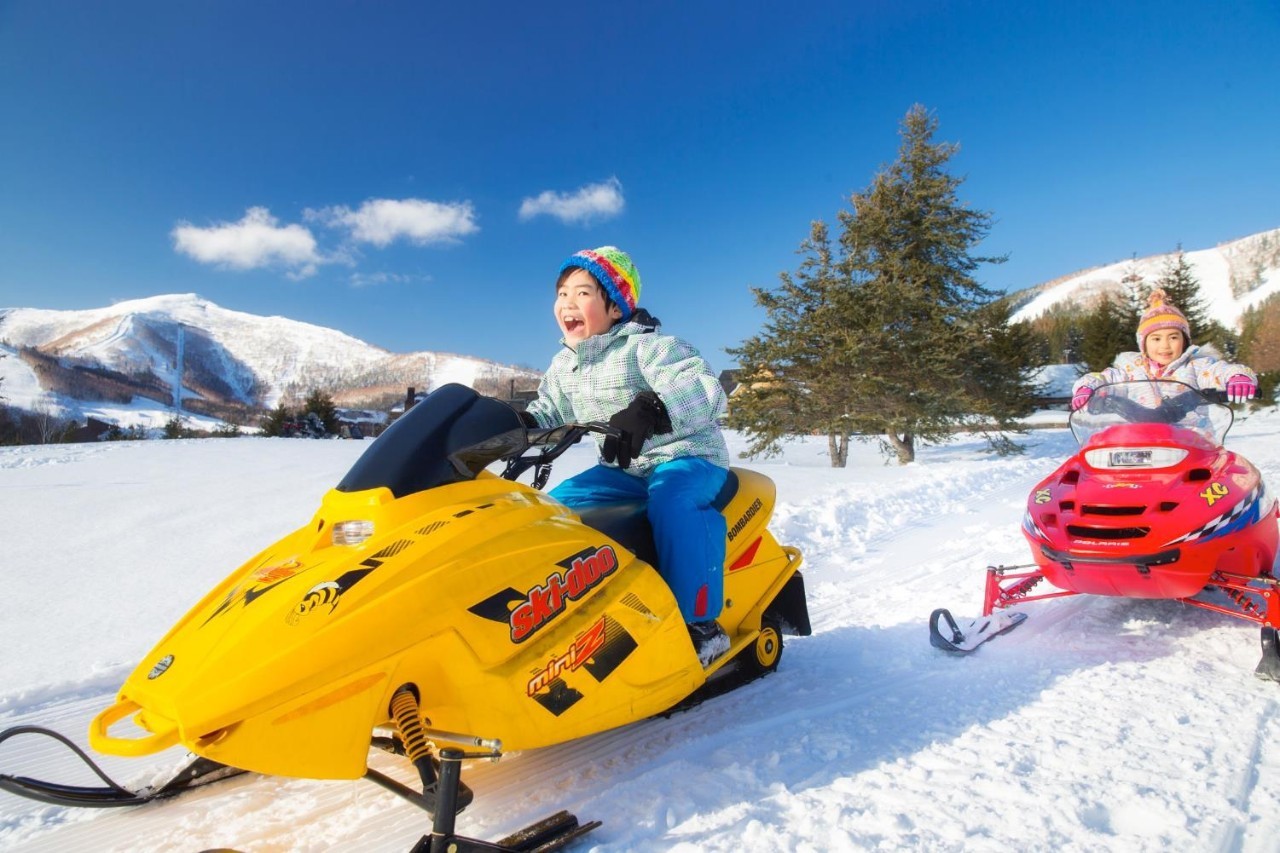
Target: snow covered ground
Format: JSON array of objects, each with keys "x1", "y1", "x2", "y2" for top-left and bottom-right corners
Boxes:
[{"x1": 2, "y1": 410, "x2": 1280, "y2": 852}]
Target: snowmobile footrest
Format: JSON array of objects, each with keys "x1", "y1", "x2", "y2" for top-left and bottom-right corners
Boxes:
[{"x1": 1256, "y1": 627, "x2": 1280, "y2": 683}]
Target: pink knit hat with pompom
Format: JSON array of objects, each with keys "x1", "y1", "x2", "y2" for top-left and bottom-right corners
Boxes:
[{"x1": 1136, "y1": 288, "x2": 1191, "y2": 349}]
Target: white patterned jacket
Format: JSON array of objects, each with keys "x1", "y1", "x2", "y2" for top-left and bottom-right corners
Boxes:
[
  {"x1": 524, "y1": 309, "x2": 730, "y2": 477},
  {"x1": 1073, "y1": 345, "x2": 1256, "y2": 398}
]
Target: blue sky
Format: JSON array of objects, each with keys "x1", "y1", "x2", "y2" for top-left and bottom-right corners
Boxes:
[{"x1": 2, "y1": 1, "x2": 1278, "y2": 374}]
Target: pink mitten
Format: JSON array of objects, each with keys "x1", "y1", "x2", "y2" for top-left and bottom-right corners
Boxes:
[
  {"x1": 1226, "y1": 375, "x2": 1257, "y2": 404},
  {"x1": 1071, "y1": 387, "x2": 1093, "y2": 411}
]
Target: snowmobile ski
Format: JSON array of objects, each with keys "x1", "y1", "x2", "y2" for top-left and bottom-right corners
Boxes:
[
  {"x1": 929, "y1": 608, "x2": 1027, "y2": 654},
  {"x1": 1258, "y1": 627, "x2": 1280, "y2": 683},
  {"x1": 0, "y1": 725, "x2": 246, "y2": 808},
  {"x1": 403, "y1": 747, "x2": 601, "y2": 853}
]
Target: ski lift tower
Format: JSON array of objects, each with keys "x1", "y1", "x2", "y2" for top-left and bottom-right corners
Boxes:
[{"x1": 172, "y1": 323, "x2": 185, "y2": 416}]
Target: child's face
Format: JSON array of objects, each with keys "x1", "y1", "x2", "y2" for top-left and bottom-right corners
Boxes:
[
  {"x1": 1144, "y1": 329, "x2": 1186, "y2": 366},
  {"x1": 555, "y1": 269, "x2": 622, "y2": 349}
]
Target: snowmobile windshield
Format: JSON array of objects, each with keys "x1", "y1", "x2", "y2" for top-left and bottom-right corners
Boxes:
[
  {"x1": 1069, "y1": 379, "x2": 1233, "y2": 447},
  {"x1": 336, "y1": 384, "x2": 527, "y2": 498}
]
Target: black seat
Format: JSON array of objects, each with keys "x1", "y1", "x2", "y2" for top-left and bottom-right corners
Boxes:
[
  {"x1": 573, "y1": 470, "x2": 740, "y2": 570},
  {"x1": 577, "y1": 502, "x2": 658, "y2": 568}
]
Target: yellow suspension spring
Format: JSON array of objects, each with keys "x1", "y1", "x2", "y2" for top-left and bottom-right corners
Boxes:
[{"x1": 390, "y1": 687, "x2": 432, "y2": 765}]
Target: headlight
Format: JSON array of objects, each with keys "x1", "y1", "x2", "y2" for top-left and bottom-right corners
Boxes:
[
  {"x1": 1083, "y1": 447, "x2": 1188, "y2": 469},
  {"x1": 332, "y1": 520, "x2": 375, "y2": 546}
]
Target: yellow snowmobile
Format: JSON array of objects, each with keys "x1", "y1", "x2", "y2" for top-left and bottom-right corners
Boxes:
[{"x1": 1, "y1": 384, "x2": 809, "y2": 852}]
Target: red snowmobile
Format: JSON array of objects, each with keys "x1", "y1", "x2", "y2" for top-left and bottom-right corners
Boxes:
[{"x1": 931, "y1": 379, "x2": 1280, "y2": 680}]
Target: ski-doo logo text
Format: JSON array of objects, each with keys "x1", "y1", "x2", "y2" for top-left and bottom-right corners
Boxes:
[
  {"x1": 510, "y1": 545, "x2": 618, "y2": 643},
  {"x1": 728, "y1": 499, "x2": 763, "y2": 541},
  {"x1": 526, "y1": 616, "x2": 608, "y2": 696}
]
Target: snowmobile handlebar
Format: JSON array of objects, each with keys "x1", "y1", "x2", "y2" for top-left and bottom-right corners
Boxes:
[
  {"x1": 345, "y1": 387, "x2": 627, "y2": 496},
  {"x1": 1070, "y1": 380, "x2": 1236, "y2": 447},
  {"x1": 499, "y1": 421, "x2": 621, "y2": 486},
  {"x1": 1085, "y1": 385, "x2": 1227, "y2": 423}
]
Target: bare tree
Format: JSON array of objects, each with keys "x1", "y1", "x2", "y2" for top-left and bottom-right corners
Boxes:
[{"x1": 32, "y1": 400, "x2": 70, "y2": 444}]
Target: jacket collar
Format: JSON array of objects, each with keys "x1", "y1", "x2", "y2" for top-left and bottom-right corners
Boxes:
[
  {"x1": 558, "y1": 308, "x2": 662, "y2": 356},
  {"x1": 1143, "y1": 344, "x2": 1200, "y2": 377}
]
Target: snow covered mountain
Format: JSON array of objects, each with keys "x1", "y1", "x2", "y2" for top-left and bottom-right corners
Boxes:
[
  {"x1": 1009, "y1": 226, "x2": 1280, "y2": 327},
  {"x1": 0, "y1": 294, "x2": 540, "y2": 423}
]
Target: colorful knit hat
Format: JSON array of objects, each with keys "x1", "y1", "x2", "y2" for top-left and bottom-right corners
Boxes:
[
  {"x1": 1136, "y1": 288, "x2": 1191, "y2": 349},
  {"x1": 559, "y1": 246, "x2": 642, "y2": 321}
]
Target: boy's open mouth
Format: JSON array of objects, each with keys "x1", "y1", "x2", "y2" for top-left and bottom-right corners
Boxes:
[{"x1": 562, "y1": 317, "x2": 583, "y2": 333}]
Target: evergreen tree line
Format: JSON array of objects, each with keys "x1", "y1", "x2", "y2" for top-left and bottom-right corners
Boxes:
[
  {"x1": 259, "y1": 389, "x2": 341, "y2": 438},
  {"x1": 0, "y1": 403, "x2": 243, "y2": 446},
  {"x1": 1022, "y1": 256, "x2": 1280, "y2": 403}
]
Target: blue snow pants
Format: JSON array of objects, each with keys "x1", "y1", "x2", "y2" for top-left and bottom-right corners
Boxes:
[{"x1": 550, "y1": 458, "x2": 729, "y2": 622}]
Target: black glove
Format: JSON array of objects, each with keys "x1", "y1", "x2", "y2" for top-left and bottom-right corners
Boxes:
[
  {"x1": 517, "y1": 410, "x2": 538, "y2": 428},
  {"x1": 603, "y1": 391, "x2": 673, "y2": 469}
]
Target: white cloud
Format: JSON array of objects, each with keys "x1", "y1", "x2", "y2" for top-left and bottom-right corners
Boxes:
[
  {"x1": 349, "y1": 271, "x2": 431, "y2": 288},
  {"x1": 311, "y1": 198, "x2": 478, "y2": 247},
  {"x1": 518, "y1": 177, "x2": 625, "y2": 225},
  {"x1": 171, "y1": 207, "x2": 323, "y2": 278}
]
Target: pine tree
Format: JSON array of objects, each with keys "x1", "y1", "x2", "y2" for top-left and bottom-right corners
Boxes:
[
  {"x1": 961, "y1": 304, "x2": 1044, "y2": 454},
  {"x1": 260, "y1": 402, "x2": 293, "y2": 437},
  {"x1": 162, "y1": 414, "x2": 191, "y2": 439},
  {"x1": 1025, "y1": 306, "x2": 1083, "y2": 365},
  {"x1": 834, "y1": 105, "x2": 1033, "y2": 462},
  {"x1": 1062, "y1": 323, "x2": 1084, "y2": 366},
  {"x1": 731, "y1": 106, "x2": 1037, "y2": 465},
  {"x1": 1154, "y1": 246, "x2": 1233, "y2": 352},
  {"x1": 1119, "y1": 256, "x2": 1146, "y2": 307},
  {"x1": 1117, "y1": 256, "x2": 1146, "y2": 334},
  {"x1": 728, "y1": 221, "x2": 858, "y2": 465},
  {"x1": 1079, "y1": 296, "x2": 1133, "y2": 371},
  {"x1": 303, "y1": 389, "x2": 339, "y2": 435}
]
